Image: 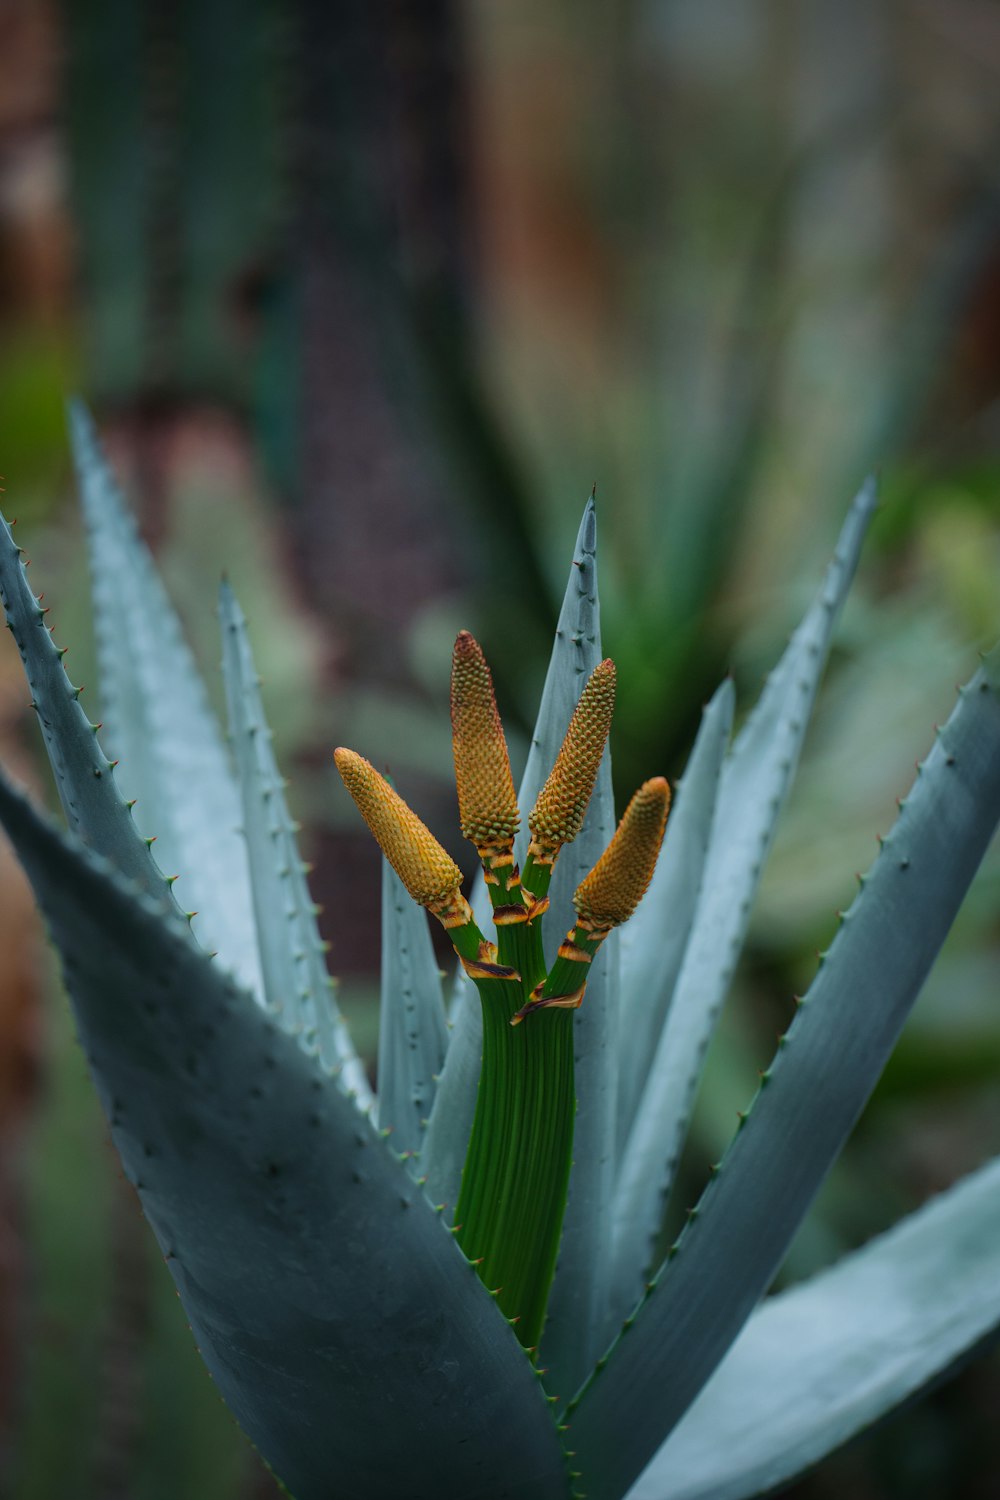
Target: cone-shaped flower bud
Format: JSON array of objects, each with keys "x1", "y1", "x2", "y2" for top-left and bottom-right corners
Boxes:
[
  {"x1": 528, "y1": 659, "x2": 617, "y2": 861},
  {"x1": 573, "y1": 776, "x2": 670, "y2": 933},
  {"x1": 451, "y1": 631, "x2": 520, "y2": 847},
  {"x1": 334, "y1": 748, "x2": 466, "y2": 918}
]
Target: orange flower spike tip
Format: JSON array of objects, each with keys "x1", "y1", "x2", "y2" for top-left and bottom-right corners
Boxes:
[
  {"x1": 574, "y1": 777, "x2": 671, "y2": 934},
  {"x1": 334, "y1": 748, "x2": 468, "y2": 922},
  {"x1": 528, "y1": 659, "x2": 617, "y2": 861},
  {"x1": 450, "y1": 631, "x2": 520, "y2": 849}
]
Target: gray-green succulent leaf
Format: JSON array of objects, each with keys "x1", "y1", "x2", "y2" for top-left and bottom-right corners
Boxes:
[
  {"x1": 566, "y1": 642, "x2": 1000, "y2": 1500},
  {"x1": 2, "y1": 410, "x2": 1000, "y2": 1500},
  {"x1": 67, "y1": 402, "x2": 372, "y2": 1106},
  {"x1": 69, "y1": 398, "x2": 264, "y2": 997},
  {"x1": 615, "y1": 675, "x2": 734, "y2": 1173},
  {"x1": 219, "y1": 578, "x2": 372, "y2": 1101},
  {"x1": 611, "y1": 480, "x2": 878, "y2": 1327},
  {"x1": 627, "y1": 1153, "x2": 1000, "y2": 1500},
  {"x1": 377, "y1": 857, "x2": 450, "y2": 1156},
  {"x1": 0, "y1": 770, "x2": 568, "y2": 1500}
]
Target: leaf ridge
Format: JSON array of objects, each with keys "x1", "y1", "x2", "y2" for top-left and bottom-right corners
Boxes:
[
  {"x1": 568, "y1": 655, "x2": 1000, "y2": 1500},
  {"x1": 611, "y1": 481, "x2": 876, "y2": 1311},
  {"x1": 615, "y1": 677, "x2": 734, "y2": 1154},
  {"x1": 69, "y1": 399, "x2": 263, "y2": 993},
  {"x1": 377, "y1": 858, "x2": 450, "y2": 1157},
  {"x1": 629, "y1": 1155, "x2": 1000, "y2": 1500},
  {"x1": 0, "y1": 768, "x2": 571, "y2": 1500},
  {"x1": 0, "y1": 506, "x2": 180, "y2": 917},
  {"x1": 219, "y1": 580, "x2": 372, "y2": 1106}
]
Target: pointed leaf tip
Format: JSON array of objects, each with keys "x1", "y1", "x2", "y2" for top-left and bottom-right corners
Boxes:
[
  {"x1": 581, "y1": 498, "x2": 597, "y2": 551},
  {"x1": 68, "y1": 406, "x2": 264, "y2": 993},
  {"x1": 857, "y1": 472, "x2": 878, "y2": 510},
  {"x1": 65, "y1": 394, "x2": 93, "y2": 441}
]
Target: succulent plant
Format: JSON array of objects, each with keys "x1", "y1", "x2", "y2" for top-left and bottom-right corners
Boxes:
[{"x1": 2, "y1": 406, "x2": 1000, "y2": 1500}]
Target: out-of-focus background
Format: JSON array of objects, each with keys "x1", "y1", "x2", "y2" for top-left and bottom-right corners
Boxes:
[{"x1": 2, "y1": 2, "x2": 1000, "y2": 1495}]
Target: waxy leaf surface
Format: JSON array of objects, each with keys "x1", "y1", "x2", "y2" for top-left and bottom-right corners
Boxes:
[
  {"x1": 220, "y1": 581, "x2": 371, "y2": 1103},
  {"x1": 377, "y1": 858, "x2": 449, "y2": 1156},
  {"x1": 612, "y1": 481, "x2": 876, "y2": 1314},
  {"x1": 570, "y1": 646, "x2": 1000, "y2": 1500},
  {"x1": 0, "y1": 771, "x2": 570, "y2": 1500},
  {"x1": 615, "y1": 678, "x2": 734, "y2": 1155},
  {"x1": 70, "y1": 399, "x2": 262, "y2": 993},
  {"x1": 629, "y1": 1154, "x2": 1000, "y2": 1500}
]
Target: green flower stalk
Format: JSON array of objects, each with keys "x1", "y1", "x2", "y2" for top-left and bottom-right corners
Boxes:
[
  {"x1": 4, "y1": 408, "x2": 1000, "y2": 1500},
  {"x1": 337, "y1": 640, "x2": 668, "y2": 1349}
]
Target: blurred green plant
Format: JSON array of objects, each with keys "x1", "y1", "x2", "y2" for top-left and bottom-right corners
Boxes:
[{"x1": 2, "y1": 411, "x2": 1000, "y2": 1499}]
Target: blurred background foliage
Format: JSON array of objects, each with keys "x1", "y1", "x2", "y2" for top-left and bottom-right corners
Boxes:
[{"x1": 2, "y1": 0, "x2": 1000, "y2": 1495}]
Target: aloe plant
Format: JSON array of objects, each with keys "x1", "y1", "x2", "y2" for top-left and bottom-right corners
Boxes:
[{"x1": 2, "y1": 407, "x2": 1000, "y2": 1499}]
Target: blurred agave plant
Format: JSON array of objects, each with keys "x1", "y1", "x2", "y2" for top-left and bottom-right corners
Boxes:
[{"x1": 2, "y1": 407, "x2": 1000, "y2": 1500}]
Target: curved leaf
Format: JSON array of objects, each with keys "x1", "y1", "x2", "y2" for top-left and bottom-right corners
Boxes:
[
  {"x1": 69, "y1": 399, "x2": 262, "y2": 993},
  {"x1": 377, "y1": 858, "x2": 449, "y2": 1156},
  {"x1": 0, "y1": 507, "x2": 176, "y2": 916},
  {"x1": 0, "y1": 770, "x2": 571, "y2": 1500},
  {"x1": 608, "y1": 677, "x2": 734, "y2": 1337},
  {"x1": 568, "y1": 646, "x2": 1000, "y2": 1500},
  {"x1": 629, "y1": 1155, "x2": 1000, "y2": 1500},
  {"x1": 615, "y1": 678, "x2": 734, "y2": 1153},
  {"x1": 612, "y1": 481, "x2": 876, "y2": 1308},
  {"x1": 219, "y1": 581, "x2": 372, "y2": 1104}
]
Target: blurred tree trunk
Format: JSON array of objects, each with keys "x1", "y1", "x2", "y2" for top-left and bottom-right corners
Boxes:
[{"x1": 291, "y1": 0, "x2": 469, "y2": 671}]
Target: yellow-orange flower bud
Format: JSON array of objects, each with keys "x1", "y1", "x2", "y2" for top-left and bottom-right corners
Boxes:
[
  {"x1": 334, "y1": 748, "x2": 468, "y2": 921},
  {"x1": 528, "y1": 659, "x2": 616, "y2": 861},
  {"x1": 573, "y1": 776, "x2": 670, "y2": 932},
  {"x1": 451, "y1": 631, "x2": 520, "y2": 848}
]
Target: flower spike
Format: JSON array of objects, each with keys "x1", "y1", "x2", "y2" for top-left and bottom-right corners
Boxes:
[
  {"x1": 527, "y1": 658, "x2": 616, "y2": 869},
  {"x1": 451, "y1": 630, "x2": 520, "y2": 850},
  {"x1": 451, "y1": 629, "x2": 525, "y2": 920},
  {"x1": 574, "y1": 776, "x2": 671, "y2": 934},
  {"x1": 512, "y1": 778, "x2": 670, "y2": 1026},
  {"x1": 334, "y1": 748, "x2": 470, "y2": 926}
]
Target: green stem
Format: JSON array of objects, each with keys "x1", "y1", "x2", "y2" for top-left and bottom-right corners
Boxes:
[
  {"x1": 451, "y1": 842, "x2": 584, "y2": 1352},
  {"x1": 454, "y1": 980, "x2": 575, "y2": 1352},
  {"x1": 520, "y1": 849, "x2": 553, "y2": 905}
]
